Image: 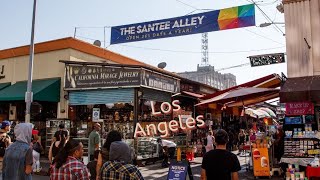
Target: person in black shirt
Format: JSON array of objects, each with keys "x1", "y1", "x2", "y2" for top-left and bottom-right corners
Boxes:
[
  {"x1": 53, "y1": 124, "x2": 69, "y2": 142},
  {"x1": 201, "y1": 129, "x2": 241, "y2": 180}
]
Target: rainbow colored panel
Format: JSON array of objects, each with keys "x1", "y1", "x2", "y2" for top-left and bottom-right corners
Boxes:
[{"x1": 218, "y1": 4, "x2": 255, "y2": 30}]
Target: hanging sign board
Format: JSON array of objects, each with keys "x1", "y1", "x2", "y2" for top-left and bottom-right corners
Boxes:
[
  {"x1": 111, "y1": 4, "x2": 255, "y2": 44},
  {"x1": 285, "y1": 102, "x2": 314, "y2": 116},
  {"x1": 249, "y1": 53, "x2": 285, "y2": 67}
]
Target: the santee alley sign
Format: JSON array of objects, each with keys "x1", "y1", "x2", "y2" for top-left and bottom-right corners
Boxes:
[{"x1": 64, "y1": 64, "x2": 180, "y2": 93}]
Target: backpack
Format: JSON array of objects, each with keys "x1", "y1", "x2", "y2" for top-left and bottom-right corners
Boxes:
[{"x1": 0, "y1": 134, "x2": 8, "y2": 157}]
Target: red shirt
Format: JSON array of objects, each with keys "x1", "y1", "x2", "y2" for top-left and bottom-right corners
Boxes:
[
  {"x1": 50, "y1": 156, "x2": 90, "y2": 180},
  {"x1": 32, "y1": 129, "x2": 39, "y2": 135}
]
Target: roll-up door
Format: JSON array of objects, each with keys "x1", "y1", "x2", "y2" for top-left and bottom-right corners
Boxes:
[
  {"x1": 69, "y1": 88, "x2": 134, "y2": 105},
  {"x1": 141, "y1": 88, "x2": 171, "y2": 102}
]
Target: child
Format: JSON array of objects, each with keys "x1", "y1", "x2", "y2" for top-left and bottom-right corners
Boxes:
[{"x1": 87, "y1": 149, "x2": 100, "y2": 180}]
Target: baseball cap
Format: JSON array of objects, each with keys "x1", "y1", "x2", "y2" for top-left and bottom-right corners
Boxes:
[
  {"x1": 215, "y1": 129, "x2": 229, "y2": 145},
  {"x1": 1, "y1": 121, "x2": 11, "y2": 129}
]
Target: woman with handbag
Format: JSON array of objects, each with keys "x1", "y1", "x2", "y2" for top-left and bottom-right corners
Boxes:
[{"x1": 32, "y1": 133, "x2": 43, "y2": 173}]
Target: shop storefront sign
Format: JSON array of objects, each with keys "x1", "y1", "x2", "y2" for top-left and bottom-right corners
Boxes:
[
  {"x1": 64, "y1": 64, "x2": 180, "y2": 93},
  {"x1": 134, "y1": 100, "x2": 206, "y2": 138},
  {"x1": 180, "y1": 82, "x2": 198, "y2": 92},
  {"x1": 141, "y1": 70, "x2": 180, "y2": 93},
  {"x1": 0, "y1": 65, "x2": 5, "y2": 80},
  {"x1": 65, "y1": 64, "x2": 141, "y2": 89},
  {"x1": 285, "y1": 102, "x2": 314, "y2": 116},
  {"x1": 252, "y1": 148, "x2": 271, "y2": 177}
]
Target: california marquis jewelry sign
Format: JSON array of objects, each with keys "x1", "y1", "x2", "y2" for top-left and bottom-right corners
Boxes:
[{"x1": 64, "y1": 64, "x2": 180, "y2": 93}]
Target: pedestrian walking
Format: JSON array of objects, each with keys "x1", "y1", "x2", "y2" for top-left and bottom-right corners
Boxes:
[
  {"x1": 0, "y1": 121, "x2": 12, "y2": 179},
  {"x1": 96, "y1": 130, "x2": 121, "y2": 180},
  {"x1": 100, "y1": 140, "x2": 144, "y2": 180},
  {"x1": 89, "y1": 123, "x2": 101, "y2": 161},
  {"x1": 87, "y1": 150, "x2": 100, "y2": 180},
  {"x1": 50, "y1": 139, "x2": 89, "y2": 179},
  {"x1": 201, "y1": 129, "x2": 241, "y2": 180},
  {"x1": 205, "y1": 131, "x2": 215, "y2": 152},
  {"x1": 157, "y1": 138, "x2": 176, "y2": 168},
  {"x1": 2, "y1": 123, "x2": 33, "y2": 180},
  {"x1": 53, "y1": 124, "x2": 69, "y2": 142},
  {"x1": 32, "y1": 133, "x2": 44, "y2": 172},
  {"x1": 48, "y1": 133, "x2": 66, "y2": 164},
  {"x1": 237, "y1": 129, "x2": 246, "y2": 156}
]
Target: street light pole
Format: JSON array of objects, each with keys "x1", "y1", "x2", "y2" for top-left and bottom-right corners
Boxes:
[{"x1": 25, "y1": 0, "x2": 37, "y2": 123}]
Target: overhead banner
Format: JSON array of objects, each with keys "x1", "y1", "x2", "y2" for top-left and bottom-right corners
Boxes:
[{"x1": 111, "y1": 4, "x2": 255, "y2": 44}]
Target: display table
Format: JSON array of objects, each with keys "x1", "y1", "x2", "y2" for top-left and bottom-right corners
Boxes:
[
  {"x1": 280, "y1": 157, "x2": 314, "y2": 167},
  {"x1": 306, "y1": 166, "x2": 320, "y2": 178}
]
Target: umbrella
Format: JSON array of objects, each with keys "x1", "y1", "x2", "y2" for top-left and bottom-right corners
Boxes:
[
  {"x1": 255, "y1": 109, "x2": 271, "y2": 118},
  {"x1": 196, "y1": 87, "x2": 280, "y2": 106},
  {"x1": 257, "y1": 107, "x2": 277, "y2": 118},
  {"x1": 245, "y1": 108, "x2": 270, "y2": 119}
]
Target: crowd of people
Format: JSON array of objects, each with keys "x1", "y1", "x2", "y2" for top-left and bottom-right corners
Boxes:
[
  {"x1": 0, "y1": 119, "x2": 284, "y2": 180},
  {"x1": 48, "y1": 123, "x2": 144, "y2": 180}
]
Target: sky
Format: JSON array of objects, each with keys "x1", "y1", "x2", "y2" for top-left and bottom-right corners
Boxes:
[{"x1": 0, "y1": 0, "x2": 286, "y2": 85}]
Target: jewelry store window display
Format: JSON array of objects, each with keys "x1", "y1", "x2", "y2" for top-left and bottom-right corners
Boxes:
[{"x1": 102, "y1": 103, "x2": 135, "y2": 140}]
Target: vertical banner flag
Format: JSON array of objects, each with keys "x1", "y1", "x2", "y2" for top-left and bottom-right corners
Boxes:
[{"x1": 111, "y1": 4, "x2": 255, "y2": 44}]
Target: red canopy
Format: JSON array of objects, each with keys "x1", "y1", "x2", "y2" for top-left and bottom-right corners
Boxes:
[
  {"x1": 202, "y1": 74, "x2": 282, "y2": 100},
  {"x1": 196, "y1": 87, "x2": 280, "y2": 106}
]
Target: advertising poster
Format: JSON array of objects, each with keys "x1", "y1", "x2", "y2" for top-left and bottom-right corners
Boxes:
[
  {"x1": 92, "y1": 108, "x2": 101, "y2": 122},
  {"x1": 252, "y1": 148, "x2": 270, "y2": 177},
  {"x1": 167, "y1": 161, "x2": 188, "y2": 180}
]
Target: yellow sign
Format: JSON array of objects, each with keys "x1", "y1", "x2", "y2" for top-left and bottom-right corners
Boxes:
[
  {"x1": 252, "y1": 148, "x2": 270, "y2": 177},
  {"x1": 308, "y1": 149, "x2": 320, "y2": 155}
]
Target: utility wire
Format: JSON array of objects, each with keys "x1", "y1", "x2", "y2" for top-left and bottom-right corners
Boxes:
[
  {"x1": 76, "y1": 35, "x2": 284, "y2": 54},
  {"x1": 175, "y1": 0, "x2": 199, "y2": 10},
  {"x1": 216, "y1": 63, "x2": 250, "y2": 72},
  {"x1": 248, "y1": 0, "x2": 285, "y2": 35},
  {"x1": 244, "y1": 28, "x2": 284, "y2": 45}
]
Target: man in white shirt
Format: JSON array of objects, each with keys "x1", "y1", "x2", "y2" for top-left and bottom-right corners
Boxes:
[{"x1": 157, "y1": 138, "x2": 176, "y2": 168}]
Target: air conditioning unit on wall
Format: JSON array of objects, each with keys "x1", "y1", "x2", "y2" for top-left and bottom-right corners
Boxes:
[{"x1": 9, "y1": 105, "x2": 16, "y2": 120}]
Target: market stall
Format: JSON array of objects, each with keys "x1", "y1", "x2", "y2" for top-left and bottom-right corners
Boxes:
[{"x1": 280, "y1": 102, "x2": 320, "y2": 179}]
